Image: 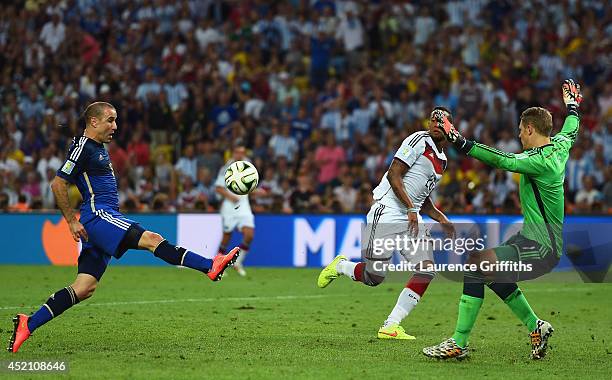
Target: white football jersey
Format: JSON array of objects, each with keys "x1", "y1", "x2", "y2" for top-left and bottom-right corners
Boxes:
[
  {"x1": 215, "y1": 159, "x2": 253, "y2": 216},
  {"x1": 373, "y1": 131, "x2": 447, "y2": 212}
]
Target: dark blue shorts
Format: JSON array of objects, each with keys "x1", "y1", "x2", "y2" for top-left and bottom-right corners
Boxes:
[{"x1": 77, "y1": 209, "x2": 144, "y2": 281}]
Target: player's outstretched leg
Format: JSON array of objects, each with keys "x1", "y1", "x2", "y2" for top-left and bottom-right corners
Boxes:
[
  {"x1": 488, "y1": 282, "x2": 553, "y2": 359},
  {"x1": 8, "y1": 274, "x2": 96, "y2": 353},
  {"x1": 318, "y1": 256, "x2": 387, "y2": 288},
  {"x1": 423, "y1": 271, "x2": 484, "y2": 359},
  {"x1": 317, "y1": 255, "x2": 348, "y2": 288},
  {"x1": 379, "y1": 266, "x2": 435, "y2": 340},
  {"x1": 139, "y1": 231, "x2": 240, "y2": 281}
]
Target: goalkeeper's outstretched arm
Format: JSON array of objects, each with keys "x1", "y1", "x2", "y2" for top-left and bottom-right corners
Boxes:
[
  {"x1": 553, "y1": 79, "x2": 583, "y2": 149},
  {"x1": 432, "y1": 79, "x2": 583, "y2": 175},
  {"x1": 465, "y1": 143, "x2": 545, "y2": 175},
  {"x1": 430, "y1": 109, "x2": 546, "y2": 175}
]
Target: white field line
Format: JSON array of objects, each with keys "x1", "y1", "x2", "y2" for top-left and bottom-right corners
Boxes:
[
  {"x1": 0, "y1": 294, "x2": 345, "y2": 311},
  {"x1": 0, "y1": 286, "x2": 604, "y2": 311}
]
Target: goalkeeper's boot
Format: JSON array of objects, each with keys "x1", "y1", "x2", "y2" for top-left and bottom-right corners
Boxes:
[
  {"x1": 377, "y1": 323, "x2": 416, "y2": 340},
  {"x1": 7, "y1": 314, "x2": 31, "y2": 353},
  {"x1": 423, "y1": 338, "x2": 469, "y2": 359},
  {"x1": 530, "y1": 319, "x2": 554, "y2": 360},
  {"x1": 207, "y1": 247, "x2": 240, "y2": 281},
  {"x1": 317, "y1": 255, "x2": 347, "y2": 288}
]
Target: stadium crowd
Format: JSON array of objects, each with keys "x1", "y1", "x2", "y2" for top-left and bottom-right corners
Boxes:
[{"x1": 0, "y1": 0, "x2": 611, "y2": 215}]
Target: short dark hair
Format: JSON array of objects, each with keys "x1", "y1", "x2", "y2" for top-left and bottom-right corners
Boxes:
[
  {"x1": 520, "y1": 107, "x2": 553, "y2": 136},
  {"x1": 432, "y1": 106, "x2": 453, "y2": 123},
  {"x1": 83, "y1": 102, "x2": 115, "y2": 126}
]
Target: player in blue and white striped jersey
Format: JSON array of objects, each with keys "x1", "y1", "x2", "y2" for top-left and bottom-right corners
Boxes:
[{"x1": 8, "y1": 102, "x2": 240, "y2": 353}]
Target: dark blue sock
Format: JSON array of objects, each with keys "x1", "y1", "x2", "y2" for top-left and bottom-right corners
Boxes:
[
  {"x1": 183, "y1": 251, "x2": 213, "y2": 272},
  {"x1": 154, "y1": 240, "x2": 212, "y2": 273},
  {"x1": 28, "y1": 286, "x2": 79, "y2": 332}
]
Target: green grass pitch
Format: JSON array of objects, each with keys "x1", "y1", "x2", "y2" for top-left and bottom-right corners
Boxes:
[{"x1": 0, "y1": 266, "x2": 610, "y2": 379}]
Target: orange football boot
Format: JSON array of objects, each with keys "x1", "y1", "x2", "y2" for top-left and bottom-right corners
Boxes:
[
  {"x1": 7, "y1": 314, "x2": 31, "y2": 353},
  {"x1": 207, "y1": 247, "x2": 240, "y2": 281}
]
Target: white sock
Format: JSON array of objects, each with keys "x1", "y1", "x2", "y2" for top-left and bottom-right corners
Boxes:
[
  {"x1": 236, "y1": 249, "x2": 248, "y2": 266},
  {"x1": 384, "y1": 288, "x2": 420, "y2": 326},
  {"x1": 336, "y1": 259, "x2": 358, "y2": 280}
]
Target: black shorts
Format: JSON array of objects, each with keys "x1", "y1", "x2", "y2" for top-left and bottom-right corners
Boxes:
[{"x1": 493, "y1": 233, "x2": 560, "y2": 282}]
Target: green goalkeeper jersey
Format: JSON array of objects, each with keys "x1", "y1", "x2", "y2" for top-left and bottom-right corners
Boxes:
[{"x1": 466, "y1": 115, "x2": 580, "y2": 257}]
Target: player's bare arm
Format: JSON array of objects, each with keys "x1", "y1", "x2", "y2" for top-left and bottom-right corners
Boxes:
[
  {"x1": 421, "y1": 196, "x2": 455, "y2": 239},
  {"x1": 50, "y1": 176, "x2": 88, "y2": 242},
  {"x1": 387, "y1": 158, "x2": 418, "y2": 236}
]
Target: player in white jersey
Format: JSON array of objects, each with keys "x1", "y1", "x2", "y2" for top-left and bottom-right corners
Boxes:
[
  {"x1": 317, "y1": 107, "x2": 456, "y2": 340},
  {"x1": 215, "y1": 141, "x2": 255, "y2": 276}
]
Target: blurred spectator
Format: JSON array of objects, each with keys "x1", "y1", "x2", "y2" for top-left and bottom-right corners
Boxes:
[
  {"x1": 495, "y1": 130, "x2": 521, "y2": 153},
  {"x1": 0, "y1": 148, "x2": 21, "y2": 176},
  {"x1": 36, "y1": 145, "x2": 62, "y2": 179},
  {"x1": 21, "y1": 171, "x2": 41, "y2": 204},
  {"x1": 176, "y1": 176, "x2": 202, "y2": 211},
  {"x1": 574, "y1": 175, "x2": 602, "y2": 213},
  {"x1": 127, "y1": 131, "x2": 150, "y2": 167},
  {"x1": 290, "y1": 173, "x2": 314, "y2": 213},
  {"x1": 315, "y1": 132, "x2": 346, "y2": 185},
  {"x1": 40, "y1": 11, "x2": 65, "y2": 53},
  {"x1": 19, "y1": 86, "x2": 46, "y2": 122},
  {"x1": 565, "y1": 146, "x2": 592, "y2": 198},
  {"x1": 174, "y1": 144, "x2": 197, "y2": 182},
  {"x1": 0, "y1": 173, "x2": 18, "y2": 206},
  {"x1": 489, "y1": 170, "x2": 517, "y2": 209},
  {"x1": 195, "y1": 167, "x2": 217, "y2": 205},
  {"x1": 333, "y1": 175, "x2": 357, "y2": 212},
  {"x1": 136, "y1": 70, "x2": 162, "y2": 104},
  {"x1": 269, "y1": 123, "x2": 299, "y2": 161},
  {"x1": 154, "y1": 151, "x2": 174, "y2": 194},
  {"x1": 151, "y1": 193, "x2": 174, "y2": 212}
]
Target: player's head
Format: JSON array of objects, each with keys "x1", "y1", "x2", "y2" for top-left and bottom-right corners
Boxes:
[
  {"x1": 518, "y1": 107, "x2": 552, "y2": 148},
  {"x1": 429, "y1": 106, "x2": 452, "y2": 142},
  {"x1": 83, "y1": 102, "x2": 117, "y2": 143},
  {"x1": 232, "y1": 139, "x2": 246, "y2": 161}
]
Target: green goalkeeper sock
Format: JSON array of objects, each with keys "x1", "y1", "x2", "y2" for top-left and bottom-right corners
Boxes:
[
  {"x1": 503, "y1": 288, "x2": 539, "y2": 331},
  {"x1": 452, "y1": 294, "x2": 483, "y2": 348}
]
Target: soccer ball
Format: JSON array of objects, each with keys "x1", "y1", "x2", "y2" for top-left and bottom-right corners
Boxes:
[{"x1": 225, "y1": 160, "x2": 259, "y2": 195}]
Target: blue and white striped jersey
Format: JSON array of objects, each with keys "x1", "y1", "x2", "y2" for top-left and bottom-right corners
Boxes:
[{"x1": 56, "y1": 136, "x2": 119, "y2": 217}]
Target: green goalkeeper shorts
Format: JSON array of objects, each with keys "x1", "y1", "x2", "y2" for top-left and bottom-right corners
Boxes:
[{"x1": 493, "y1": 233, "x2": 560, "y2": 281}]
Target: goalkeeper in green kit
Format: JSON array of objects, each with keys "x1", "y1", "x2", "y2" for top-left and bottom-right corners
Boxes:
[{"x1": 423, "y1": 79, "x2": 583, "y2": 360}]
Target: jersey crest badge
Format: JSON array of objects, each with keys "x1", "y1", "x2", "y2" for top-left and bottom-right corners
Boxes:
[{"x1": 61, "y1": 160, "x2": 75, "y2": 174}]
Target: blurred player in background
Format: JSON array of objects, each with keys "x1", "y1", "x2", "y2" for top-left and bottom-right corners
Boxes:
[
  {"x1": 423, "y1": 80, "x2": 583, "y2": 360},
  {"x1": 318, "y1": 107, "x2": 456, "y2": 340},
  {"x1": 7, "y1": 102, "x2": 240, "y2": 353},
  {"x1": 215, "y1": 140, "x2": 255, "y2": 276}
]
